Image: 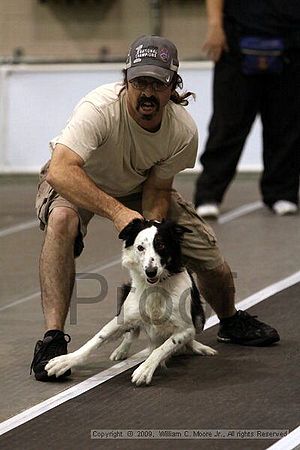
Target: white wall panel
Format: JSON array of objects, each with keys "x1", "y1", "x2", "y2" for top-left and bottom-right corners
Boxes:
[{"x1": 0, "y1": 62, "x2": 262, "y2": 173}]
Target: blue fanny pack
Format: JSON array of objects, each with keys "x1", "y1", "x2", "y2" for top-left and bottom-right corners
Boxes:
[{"x1": 239, "y1": 36, "x2": 285, "y2": 75}]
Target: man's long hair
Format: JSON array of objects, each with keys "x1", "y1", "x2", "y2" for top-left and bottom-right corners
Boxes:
[{"x1": 120, "y1": 69, "x2": 195, "y2": 106}]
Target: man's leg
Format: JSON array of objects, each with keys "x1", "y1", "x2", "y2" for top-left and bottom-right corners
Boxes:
[
  {"x1": 196, "y1": 260, "x2": 236, "y2": 319},
  {"x1": 169, "y1": 191, "x2": 280, "y2": 346},
  {"x1": 31, "y1": 206, "x2": 82, "y2": 381},
  {"x1": 195, "y1": 260, "x2": 280, "y2": 346},
  {"x1": 39, "y1": 207, "x2": 79, "y2": 331}
]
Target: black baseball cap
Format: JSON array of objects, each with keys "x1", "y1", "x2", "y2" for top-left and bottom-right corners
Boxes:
[{"x1": 125, "y1": 35, "x2": 179, "y2": 85}]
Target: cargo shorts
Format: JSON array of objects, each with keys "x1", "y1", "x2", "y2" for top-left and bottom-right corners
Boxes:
[{"x1": 35, "y1": 163, "x2": 224, "y2": 272}]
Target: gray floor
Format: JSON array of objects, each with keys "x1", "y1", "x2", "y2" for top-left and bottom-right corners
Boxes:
[
  {"x1": 0, "y1": 173, "x2": 299, "y2": 449},
  {"x1": 1, "y1": 285, "x2": 298, "y2": 450}
]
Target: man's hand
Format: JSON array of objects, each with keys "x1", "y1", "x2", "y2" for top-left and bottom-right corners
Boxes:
[
  {"x1": 202, "y1": 23, "x2": 228, "y2": 62},
  {"x1": 112, "y1": 208, "x2": 144, "y2": 233}
]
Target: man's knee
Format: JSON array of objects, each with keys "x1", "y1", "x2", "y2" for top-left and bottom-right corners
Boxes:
[
  {"x1": 208, "y1": 261, "x2": 233, "y2": 279},
  {"x1": 197, "y1": 261, "x2": 235, "y2": 290},
  {"x1": 47, "y1": 207, "x2": 79, "y2": 240}
]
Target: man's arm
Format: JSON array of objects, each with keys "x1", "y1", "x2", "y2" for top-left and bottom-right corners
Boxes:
[
  {"x1": 46, "y1": 144, "x2": 143, "y2": 232},
  {"x1": 202, "y1": 0, "x2": 227, "y2": 61},
  {"x1": 142, "y1": 169, "x2": 174, "y2": 220}
]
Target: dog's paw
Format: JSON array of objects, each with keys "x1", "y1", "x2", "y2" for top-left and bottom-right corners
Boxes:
[
  {"x1": 131, "y1": 360, "x2": 156, "y2": 386},
  {"x1": 45, "y1": 354, "x2": 74, "y2": 378},
  {"x1": 191, "y1": 340, "x2": 218, "y2": 356},
  {"x1": 110, "y1": 344, "x2": 130, "y2": 361}
]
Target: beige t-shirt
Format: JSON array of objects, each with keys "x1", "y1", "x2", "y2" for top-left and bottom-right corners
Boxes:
[{"x1": 50, "y1": 82, "x2": 198, "y2": 197}]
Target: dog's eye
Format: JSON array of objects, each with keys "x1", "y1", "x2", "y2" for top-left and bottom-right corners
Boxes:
[
  {"x1": 156, "y1": 242, "x2": 165, "y2": 251},
  {"x1": 137, "y1": 245, "x2": 145, "y2": 252}
]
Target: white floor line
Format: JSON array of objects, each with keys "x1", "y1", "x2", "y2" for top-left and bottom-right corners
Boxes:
[
  {"x1": 0, "y1": 292, "x2": 39, "y2": 313},
  {"x1": 0, "y1": 219, "x2": 38, "y2": 238},
  {"x1": 266, "y1": 426, "x2": 300, "y2": 450},
  {"x1": 218, "y1": 200, "x2": 264, "y2": 224},
  {"x1": 0, "y1": 350, "x2": 149, "y2": 436},
  {"x1": 1, "y1": 269, "x2": 299, "y2": 438},
  {"x1": 0, "y1": 257, "x2": 121, "y2": 313}
]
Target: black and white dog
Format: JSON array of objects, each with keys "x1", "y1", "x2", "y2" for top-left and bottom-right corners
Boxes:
[{"x1": 46, "y1": 219, "x2": 217, "y2": 385}]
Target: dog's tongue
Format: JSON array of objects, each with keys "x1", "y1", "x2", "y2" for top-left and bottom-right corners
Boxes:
[{"x1": 147, "y1": 277, "x2": 158, "y2": 284}]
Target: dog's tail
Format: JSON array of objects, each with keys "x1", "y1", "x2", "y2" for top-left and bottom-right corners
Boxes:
[
  {"x1": 189, "y1": 272, "x2": 206, "y2": 333},
  {"x1": 116, "y1": 282, "x2": 132, "y2": 316}
]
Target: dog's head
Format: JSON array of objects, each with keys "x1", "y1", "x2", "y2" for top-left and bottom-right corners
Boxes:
[{"x1": 119, "y1": 219, "x2": 191, "y2": 285}]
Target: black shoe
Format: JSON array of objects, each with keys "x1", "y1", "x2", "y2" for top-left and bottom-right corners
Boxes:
[
  {"x1": 218, "y1": 310, "x2": 280, "y2": 346},
  {"x1": 30, "y1": 330, "x2": 71, "y2": 381}
]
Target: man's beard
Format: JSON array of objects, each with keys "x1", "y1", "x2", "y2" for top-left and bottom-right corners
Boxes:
[{"x1": 136, "y1": 95, "x2": 160, "y2": 121}]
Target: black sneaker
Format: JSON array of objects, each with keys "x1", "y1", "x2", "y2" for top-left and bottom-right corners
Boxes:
[
  {"x1": 30, "y1": 330, "x2": 71, "y2": 381},
  {"x1": 218, "y1": 310, "x2": 280, "y2": 346}
]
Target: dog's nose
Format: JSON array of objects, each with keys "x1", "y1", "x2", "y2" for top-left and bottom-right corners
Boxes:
[{"x1": 145, "y1": 267, "x2": 158, "y2": 278}]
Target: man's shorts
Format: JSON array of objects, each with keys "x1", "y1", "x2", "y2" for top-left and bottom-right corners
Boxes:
[{"x1": 36, "y1": 163, "x2": 224, "y2": 272}]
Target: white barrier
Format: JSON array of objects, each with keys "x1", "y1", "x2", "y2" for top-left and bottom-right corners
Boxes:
[{"x1": 0, "y1": 62, "x2": 262, "y2": 173}]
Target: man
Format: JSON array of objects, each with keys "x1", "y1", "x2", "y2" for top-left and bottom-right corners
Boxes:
[
  {"x1": 194, "y1": 0, "x2": 300, "y2": 219},
  {"x1": 30, "y1": 35, "x2": 279, "y2": 382}
]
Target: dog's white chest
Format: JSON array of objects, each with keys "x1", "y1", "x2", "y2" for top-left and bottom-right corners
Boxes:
[
  {"x1": 146, "y1": 290, "x2": 175, "y2": 330},
  {"x1": 143, "y1": 290, "x2": 177, "y2": 339},
  {"x1": 125, "y1": 272, "x2": 192, "y2": 340}
]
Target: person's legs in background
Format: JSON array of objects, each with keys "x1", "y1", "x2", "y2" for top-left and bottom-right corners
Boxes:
[
  {"x1": 260, "y1": 49, "x2": 300, "y2": 215},
  {"x1": 194, "y1": 52, "x2": 260, "y2": 218}
]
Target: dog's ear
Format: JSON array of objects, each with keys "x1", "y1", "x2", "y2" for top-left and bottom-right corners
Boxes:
[
  {"x1": 174, "y1": 224, "x2": 192, "y2": 235},
  {"x1": 171, "y1": 224, "x2": 192, "y2": 243},
  {"x1": 162, "y1": 221, "x2": 192, "y2": 239},
  {"x1": 118, "y1": 218, "x2": 145, "y2": 247},
  {"x1": 158, "y1": 220, "x2": 192, "y2": 245}
]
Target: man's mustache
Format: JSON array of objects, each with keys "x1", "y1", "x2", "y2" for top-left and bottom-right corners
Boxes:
[{"x1": 137, "y1": 95, "x2": 160, "y2": 109}]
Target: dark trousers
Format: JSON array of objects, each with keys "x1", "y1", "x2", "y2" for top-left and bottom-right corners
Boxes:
[{"x1": 194, "y1": 49, "x2": 300, "y2": 208}]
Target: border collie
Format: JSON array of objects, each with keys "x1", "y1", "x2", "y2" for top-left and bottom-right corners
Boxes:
[{"x1": 46, "y1": 219, "x2": 217, "y2": 385}]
